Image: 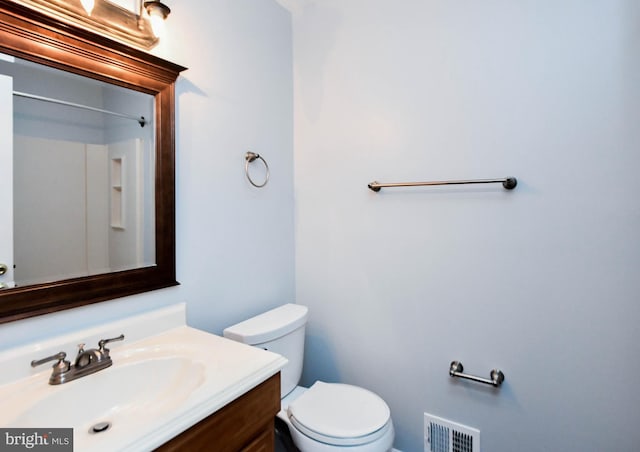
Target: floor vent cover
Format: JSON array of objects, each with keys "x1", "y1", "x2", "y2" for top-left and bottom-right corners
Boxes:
[{"x1": 424, "y1": 413, "x2": 480, "y2": 452}]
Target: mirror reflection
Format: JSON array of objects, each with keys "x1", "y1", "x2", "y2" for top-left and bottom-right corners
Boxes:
[{"x1": 0, "y1": 56, "x2": 155, "y2": 288}]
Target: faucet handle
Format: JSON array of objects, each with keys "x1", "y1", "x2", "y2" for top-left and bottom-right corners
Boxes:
[
  {"x1": 98, "y1": 334, "x2": 125, "y2": 354},
  {"x1": 31, "y1": 351, "x2": 70, "y2": 375}
]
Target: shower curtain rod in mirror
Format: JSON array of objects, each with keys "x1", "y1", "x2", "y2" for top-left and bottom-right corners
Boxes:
[{"x1": 13, "y1": 90, "x2": 147, "y2": 127}]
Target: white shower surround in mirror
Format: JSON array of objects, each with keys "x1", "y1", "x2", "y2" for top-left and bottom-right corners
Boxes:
[{"x1": 1, "y1": 56, "x2": 155, "y2": 287}]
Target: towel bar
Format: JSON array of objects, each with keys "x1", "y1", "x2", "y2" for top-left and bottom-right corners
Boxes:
[{"x1": 368, "y1": 177, "x2": 517, "y2": 192}]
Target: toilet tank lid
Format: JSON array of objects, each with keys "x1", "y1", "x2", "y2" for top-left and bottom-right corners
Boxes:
[{"x1": 223, "y1": 304, "x2": 308, "y2": 345}]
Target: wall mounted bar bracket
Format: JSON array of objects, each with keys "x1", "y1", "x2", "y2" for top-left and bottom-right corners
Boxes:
[{"x1": 449, "y1": 360, "x2": 505, "y2": 387}]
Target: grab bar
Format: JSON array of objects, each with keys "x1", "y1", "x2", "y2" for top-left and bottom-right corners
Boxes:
[
  {"x1": 449, "y1": 361, "x2": 504, "y2": 387},
  {"x1": 368, "y1": 177, "x2": 517, "y2": 192}
]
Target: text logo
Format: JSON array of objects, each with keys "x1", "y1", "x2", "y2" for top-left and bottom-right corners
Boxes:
[{"x1": 0, "y1": 429, "x2": 72, "y2": 451}]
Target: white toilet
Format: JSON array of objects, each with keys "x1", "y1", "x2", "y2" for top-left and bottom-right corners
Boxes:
[{"x1": 223, "y1": 304, "x2": 395, "y2": 452}]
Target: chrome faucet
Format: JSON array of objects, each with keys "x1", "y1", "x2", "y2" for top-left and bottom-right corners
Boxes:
[{"x1": 31, "y1": 334, "x2": 125, "y2": 385}]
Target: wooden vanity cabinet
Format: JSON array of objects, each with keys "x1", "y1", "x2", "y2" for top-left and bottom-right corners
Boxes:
[{"x1": 156, "y1": 372, "x2": 281, "y2": 452}]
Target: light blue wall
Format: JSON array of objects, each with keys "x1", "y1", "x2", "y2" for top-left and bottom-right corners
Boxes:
[
  {"x1": 292, "y1": 1, "x2": 640, "y2": 451},
  {"x1": 0, "y1": 0, "x2": 294, "y2": 348},
  {"x1": 4, "y1": 2, "x2": 640, "y2": 451}
]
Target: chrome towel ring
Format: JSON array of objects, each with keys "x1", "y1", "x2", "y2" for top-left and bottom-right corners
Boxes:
[{"x1": 244, "y1": 151, "x2": 270, "y2": 188}]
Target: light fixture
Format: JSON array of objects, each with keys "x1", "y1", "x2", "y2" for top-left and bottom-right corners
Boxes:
[
  {"x1": 143, "y1": 1, "x2": 171, "y2": 38},
  {"x1": 80, "y1": 0, "x2": 95, "y2": 15}
]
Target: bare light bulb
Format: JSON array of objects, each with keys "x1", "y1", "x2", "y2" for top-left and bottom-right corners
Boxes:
[{"x1": 80, "y1": 0, "x2": 95, "y2": 15}]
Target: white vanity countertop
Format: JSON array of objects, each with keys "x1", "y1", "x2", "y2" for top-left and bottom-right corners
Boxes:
[{"x1": 0, "y1": 303, "x2": 288, "y2": 451}]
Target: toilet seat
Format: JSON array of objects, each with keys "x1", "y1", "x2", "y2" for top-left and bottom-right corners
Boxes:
[{"x1": 287, "y1": 381, "x2": 392, "y2": 447}]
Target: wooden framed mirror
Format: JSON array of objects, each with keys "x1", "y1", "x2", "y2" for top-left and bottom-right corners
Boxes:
[{"x1": 0, "y1": 0, "x2": 185, "y2": 323}]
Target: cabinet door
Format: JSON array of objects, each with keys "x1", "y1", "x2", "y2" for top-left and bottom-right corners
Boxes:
[
  {"x1": 241, "y1": 427, "x2": 274, "y2": 452},
  {"x1": 0, "y1": 73, "x2": 14, "y2": 289},
  {"x1": 155, "y1": 373, "x2": 281, "y2": 452}
]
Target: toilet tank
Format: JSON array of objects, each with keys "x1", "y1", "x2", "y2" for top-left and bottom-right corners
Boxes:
[{"x1": 223, "y1": 304, "x2": 308, "y2": 398}]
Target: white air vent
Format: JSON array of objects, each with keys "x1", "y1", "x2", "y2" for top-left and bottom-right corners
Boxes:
[{"x1": 424, "y1": 413, "x2": 480, "y2": 452}]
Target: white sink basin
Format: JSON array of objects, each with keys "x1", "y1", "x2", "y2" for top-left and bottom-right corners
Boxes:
[
  {"x1": 7, "y1": 357, "x2": 205, "y2": 428},
  {"x1": 0, "y1": 305, "x2": 287, "y2": 452}
]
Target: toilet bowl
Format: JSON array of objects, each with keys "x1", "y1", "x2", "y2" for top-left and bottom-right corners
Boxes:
[
  {"x1": 281, "y1": 382, "x2": 394, "y2": 452},
  {"x1": 223, "y1": 304, "x2": 394, "y2": 452}
]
